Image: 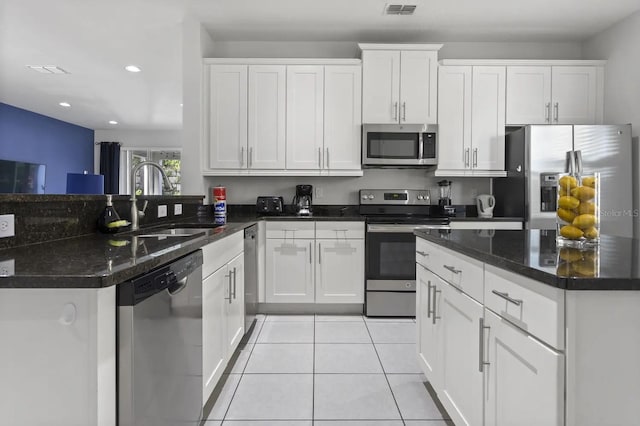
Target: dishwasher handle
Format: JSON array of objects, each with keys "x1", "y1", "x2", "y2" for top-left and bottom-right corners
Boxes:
[{"x1": 167, "y1": 275, "x2": 188, "y2": 296}]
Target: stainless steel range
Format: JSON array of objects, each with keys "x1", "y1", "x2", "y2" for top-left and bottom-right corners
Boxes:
[{"x1": 360, "y1": 189, "x2": 450, "y2": 317}]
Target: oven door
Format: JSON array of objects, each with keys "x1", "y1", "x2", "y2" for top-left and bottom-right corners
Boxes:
[{"x1": 366, "y1": 224, "x2": 418, "y2": 282}]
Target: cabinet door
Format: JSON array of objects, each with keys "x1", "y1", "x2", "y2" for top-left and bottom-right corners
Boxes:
[
  {"x1": 315, "y1": 239, "x2": 364, "y2": 303},
  {"x1": 226, "y1": 253, "x2": 245, "y2": 358},
  {"x1": 438, "y1": 282, "x2": 484, "y2": 426},
  {"x1": 471, "y1": 66, "x2": 506, "y2": 171},
  {"x1": 552, "y1": 66, "x2": 597, "y2": 124},
  {"x1": 362, "y1": 50, "x2": 400, "y2": 124},
  {"x1": 248, "y1": 65, "x2": 286, "y2": 169},
  {"x1": 484, "y1": 309, "x2": 564, "y2": 426},
  {"x1": 400, "y1": 50, "x2": 438, "y2": 124},
  {"x1": 286, "y1": 66, "x2": 324, "y2": 170},
  {"x1": 324, "y1": 65, "x2": 362, "y2": 171},
  {"x1": 417, "y1": 264, "x2": 442, "y2": 388},
  {"x1": 506, "y1": 66, "x2": 552, "y2": 125},
  {"x1": 202, "y1": 267, "x2": 227, "y2": 403},
  {"x1": 265, "y1": 239, "x2": 315, "y2": 303},
  {"x1": 437, "y1": 66, "x2": 472, "y2": 171},
  {"x1": 207, "y1": 65, "x2": 247, "y2": 169}
]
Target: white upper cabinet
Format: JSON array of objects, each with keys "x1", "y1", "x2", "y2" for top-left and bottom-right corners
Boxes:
[
  {"x1": 505, "y1": 62, "x2": 604, "y2": 125},
  {"x1": 551, "y1": 66, "x2": 598, "y2": 124},
  {"x1": 323, "y1": 65, "x2": 362, "y2": 171},
  {"x1": 437, "y1": 64, "x2": 505, "y2": 176},
  {"x1": 506, "y1": 66, "x2": 552, "y2": 125},
  {"x1": 248, "y1": 65, "x2": 286, "y2": 169},
  {"x1": 286, "y1": 65, "x2": 325, "y2": 170},
  {"x1": 360, "y1": 44, "x2": 441, "y2": 124},
  {"x1": 207, "y1": 65, "x2": 248, "y2": 169}
]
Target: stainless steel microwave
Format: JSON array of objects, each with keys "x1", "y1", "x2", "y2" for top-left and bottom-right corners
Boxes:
[{"x1": 362, "y1": 124, "x2": 437, "y2": 167}]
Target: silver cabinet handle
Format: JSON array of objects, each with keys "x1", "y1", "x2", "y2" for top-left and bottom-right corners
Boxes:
[
  {"x1": 309, "y1": 242, "x2": 312, "y2": 264},
  {"x1": 393, "y1": 102, "x2": 398, "y2": 120},
  {"x1": 545, "y1": 102, "x2": 551, "y2": 123},
  {"x1": 473, "y1": 148, "x2": 478, "y2": 168},
  {"x1": 402, "y1": 102, "x2": 406, "y2": 121},
  {"x1": 318, "y1": 243, "x2": 321, "y2": 264},
  {"x1": 479, "y1": 317, "x2": 490, "y2": 372},
  {"x1": 416, "y1": 251, "x2": 429, "y2": 257},
  {"x1": 427, "y1": 280, "x2": 433, "y2": 318},
  {"x1": 491, "y1": 290, "x2": 522, "y2": 306},
  {"x1": 443, "y1": 264, "x2": 462, "y2": 274},
  {"x1": 432, "y1": 287, "x2": 441, "y2": 325},
  {"x1": 326, "y1": 148, "x2": 330, "y2": 169},
  {"x1": 240, "y1": 146, "x2": 245, "y2": 167},
  {"x1": 232, "y1": 267, "x2": 237, "y2": 299},
  {"x1": 248, "y1": 147, "x2": 253, "y2": 168},
  {"x1": 318, "y1": 147, "x2": 322, "y2": 168},
  {"x1": 465, "y1": 148, "x2": 470, "y2": 168},
  {"x1": 225, "y1": 272, "x2": 232, "y2": 303},
  {"x1": 554, "y1": 102, "x2": 559, "y2": 122}
]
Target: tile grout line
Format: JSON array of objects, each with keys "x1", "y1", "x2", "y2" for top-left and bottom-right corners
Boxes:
[
  {"x1": 312, "y1": 314, "x2": 316, "y2": 425},
  {"x1": 363, "y1": 318, "x2": 407, "y2": 426},
  {"x1": 220, "y1": 316, "x2": 266, "y2": 423}
]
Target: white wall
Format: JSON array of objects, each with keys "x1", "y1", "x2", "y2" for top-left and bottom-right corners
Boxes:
[
  {"x1": 583, "y1": 11, "x2": 640, "y2": 138},
  {"x1": 204, "y1": 170, "x2": 489, "y2": 205}
]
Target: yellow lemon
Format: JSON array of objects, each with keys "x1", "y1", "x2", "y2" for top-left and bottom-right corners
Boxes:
[
  {"x1": 558, "y1": 196, "x2": 580, "y2": 210},
  {"x1": 557, "y1": 208, "x2": 577, "y2": 223},
  {"x1": 559, "y1": 175, "x2": 578, "y2": 191},
  {"x1": 573, "y1": 259, "x2": 596, "y2": 277},
  {"x1": 577, "y1": 201, "x2": 596, "y2": 215},
  {"x1": 582, "y1": 176, "x2": 597, "y2": 188},
  {"x1": 559, "y1": 247, "x2": 583, "y2": 262},
  {"x1": 572, "y1": 214, "x2": 597, "y2": 229},
  {"x1": 584, "y1": 227, "x2": 599, "y2": 240},
  {"x1": 560, "y1": 225, "x2": 584, "y2": 240},
  {"x1": 570, "y1": 186, "x2": 596, "y2": 201},
  {"x1": 556, "y1": 261, "x2": 575, "y2": 277}
]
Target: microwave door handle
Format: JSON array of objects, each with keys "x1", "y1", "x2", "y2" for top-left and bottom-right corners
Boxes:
[{"x1": 418, "y1": 134, "x2": 424, "y2": 160}]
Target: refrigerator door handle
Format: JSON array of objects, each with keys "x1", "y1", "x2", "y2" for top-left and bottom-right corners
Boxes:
[
  {"x1": 565, "y1": 151, "x2": 576, "y2": 174},
  {"x1": 574, "y1": 150, "x2": 583, "y2": 175}
]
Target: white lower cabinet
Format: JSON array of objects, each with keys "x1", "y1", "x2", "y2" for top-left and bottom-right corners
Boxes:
[
  {"x1": 202, "y1": 232, "x2": 245, "y2": 405},
  {"x1": 265, "y1": 221, "x2": 364, "y2": 304},
  {"x1": 417, "y1": 264, "x2": 442, "y2": 388},
  {"x1": 484, "y1": 308, "x2": 564, "y2": 426}
]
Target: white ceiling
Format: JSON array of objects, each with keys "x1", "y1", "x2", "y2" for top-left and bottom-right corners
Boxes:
[{"x1": 1, "y1": 0, "x2": 639, "y2": 131}]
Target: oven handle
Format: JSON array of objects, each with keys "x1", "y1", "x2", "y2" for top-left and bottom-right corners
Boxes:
[{"x1": 367, "y1": 224, "x2": 451, "y2": 233}]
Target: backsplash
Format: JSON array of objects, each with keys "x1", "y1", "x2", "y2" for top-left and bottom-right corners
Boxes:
[
  {"x1": 0, "y1": 194, "x2": 204, "y2": 249},
  {"x1": 204, "y1": 169, "x2": 491, "y2": 205}
]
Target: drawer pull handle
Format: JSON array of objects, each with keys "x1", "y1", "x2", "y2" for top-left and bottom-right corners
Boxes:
[
  {"x1": 432, "y1": 288, "x2": 441, "y2": 325},
  {"x1": 427, "y1": 281, "x2": 433, "y2": 318},
  {"x1": 443, "y1": 264, "x2": 462, "y2": 274},
  {"x1": 492, "y1": 290, "x2": 522, "y2": 306},
  {"x1": 416, "y1": 251, "x2": 429, "y2": 257}
]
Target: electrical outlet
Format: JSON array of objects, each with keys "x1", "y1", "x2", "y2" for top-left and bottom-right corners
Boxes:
[
  {"x1": 0, "y1": 259, "x2": 15, "y2": 276},
  {"x1": 315, "y1": 186, "x2": 324, "y2": 199},
  {"x1": 174, "y1": 204, "x2": 183, "y2": 215},
  {"x1": 158, "y1": 205, "x2": 167, "y2": 218},
  {"x1": 0, "y1": 214, "x2": 15, "y2": 238}
]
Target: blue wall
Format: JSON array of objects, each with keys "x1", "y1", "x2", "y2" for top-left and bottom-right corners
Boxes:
[{"x1": 0, "y1": 103, "x2": 95, "y2": 194}]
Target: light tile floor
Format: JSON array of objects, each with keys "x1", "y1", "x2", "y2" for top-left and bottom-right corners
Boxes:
[{"x1": 205, "y1": 314, "x2": 452, "y2": 425}]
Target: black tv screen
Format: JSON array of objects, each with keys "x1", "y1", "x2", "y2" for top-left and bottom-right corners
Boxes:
[{"x1": 0, "y1": 159, "x2": 46, "y2": 194}]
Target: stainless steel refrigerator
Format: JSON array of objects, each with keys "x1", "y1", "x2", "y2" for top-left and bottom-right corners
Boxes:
[{"x1": 494, "y1": 124, "x2": 634, "y2": 238}]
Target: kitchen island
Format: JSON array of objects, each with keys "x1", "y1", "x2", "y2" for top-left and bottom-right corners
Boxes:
[{"x1": 415, "y1": 228, "x2": 640, "y2": 426}]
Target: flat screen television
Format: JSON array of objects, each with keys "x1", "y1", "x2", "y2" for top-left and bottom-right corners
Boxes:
[{"x1": 0, "y1": 159, "x2": 46, "y2": 194}]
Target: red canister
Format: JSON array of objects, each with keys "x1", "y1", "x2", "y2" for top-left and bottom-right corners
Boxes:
[{"x1": 212, "y1": 186, "x2": 227, "y2": 223}]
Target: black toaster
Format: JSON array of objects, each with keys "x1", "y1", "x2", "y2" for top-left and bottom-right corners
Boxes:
[{"x1": 256, "y1": 196, "x2": 285, "y2": 215}]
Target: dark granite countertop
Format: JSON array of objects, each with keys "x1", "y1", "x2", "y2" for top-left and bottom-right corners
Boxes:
[
  {"x1": 449, "y1": 217, "x2": 524, "y2": 222},
  {"x1": 415, "y1": 229, "x2": 640, "y2": 290}
]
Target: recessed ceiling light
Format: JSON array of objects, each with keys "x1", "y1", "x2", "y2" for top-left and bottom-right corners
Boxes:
[
  {"x1": 109, "y1": 120, "x2": 118, "y2": 125},
  {"x1": 125, "y1": 65, "x2": 141, "y2": 73},
  {"x1": 59, "y1": 102, "x2": 71, "y2": 108}
]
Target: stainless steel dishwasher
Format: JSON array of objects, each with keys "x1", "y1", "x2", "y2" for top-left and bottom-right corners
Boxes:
[
  {"x1": 244, "y1": 225, "x2": 258, "y2": 332},
  {"x1": 118, "y1": 250, "x2": 203, "y2": 426}
]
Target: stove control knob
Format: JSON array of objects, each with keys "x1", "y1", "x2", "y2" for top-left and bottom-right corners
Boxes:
[
  {"x1": 417, "y1": 195, "x2": 424, "y2": 200},
  {"x1": 368, "y1": 195, "x2": 375, "y2": 200},
  {"x1": 361, "y1": 194, "x2": 368, "y2": 200}
]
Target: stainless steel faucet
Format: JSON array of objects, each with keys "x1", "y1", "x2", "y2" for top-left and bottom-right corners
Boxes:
[{"x1": 130, "y1": 161, "x2": 174, "y2": 231}]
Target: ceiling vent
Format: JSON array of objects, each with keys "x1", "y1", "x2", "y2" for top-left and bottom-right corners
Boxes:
[
  {"x1": 385, "y1": 4, "x2": 417, "y2": 15},
  {"x1": 26, "y1": 65, "x2": 70, "y2": 74}
]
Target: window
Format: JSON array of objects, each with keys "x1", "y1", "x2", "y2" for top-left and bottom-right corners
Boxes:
[{"x1": 121, "y1": 148, "x2": 181, "y2": 195}]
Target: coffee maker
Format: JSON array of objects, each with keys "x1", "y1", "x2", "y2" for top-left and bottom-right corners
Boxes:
[{"x1": 293, "y1": 184, "x2": 313, "y2": 216}]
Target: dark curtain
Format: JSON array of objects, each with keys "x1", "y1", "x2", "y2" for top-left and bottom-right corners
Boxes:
[{"x1": 99, "y1": 142, "x2": 121, "y2": 194}]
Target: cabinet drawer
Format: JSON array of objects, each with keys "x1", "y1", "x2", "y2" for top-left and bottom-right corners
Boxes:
[
  {"x1": 315, "y1": 221, "x2": 364, "y2": 239},
  {"x1": 484, "y1": 264, "x2": 565, "y2": 350},
  {"x1": 435, "y1": 246, "x2": 484, "y2": 303},
  {"x1": 416, "y1": 237, "x2": 440, "y2": 269},
  {"x1": 265, "y1": 221, "x2": 315, "y2": 239},
  {"x1": 203, "y1": 231, "x2": 243, "y2": 278}
]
